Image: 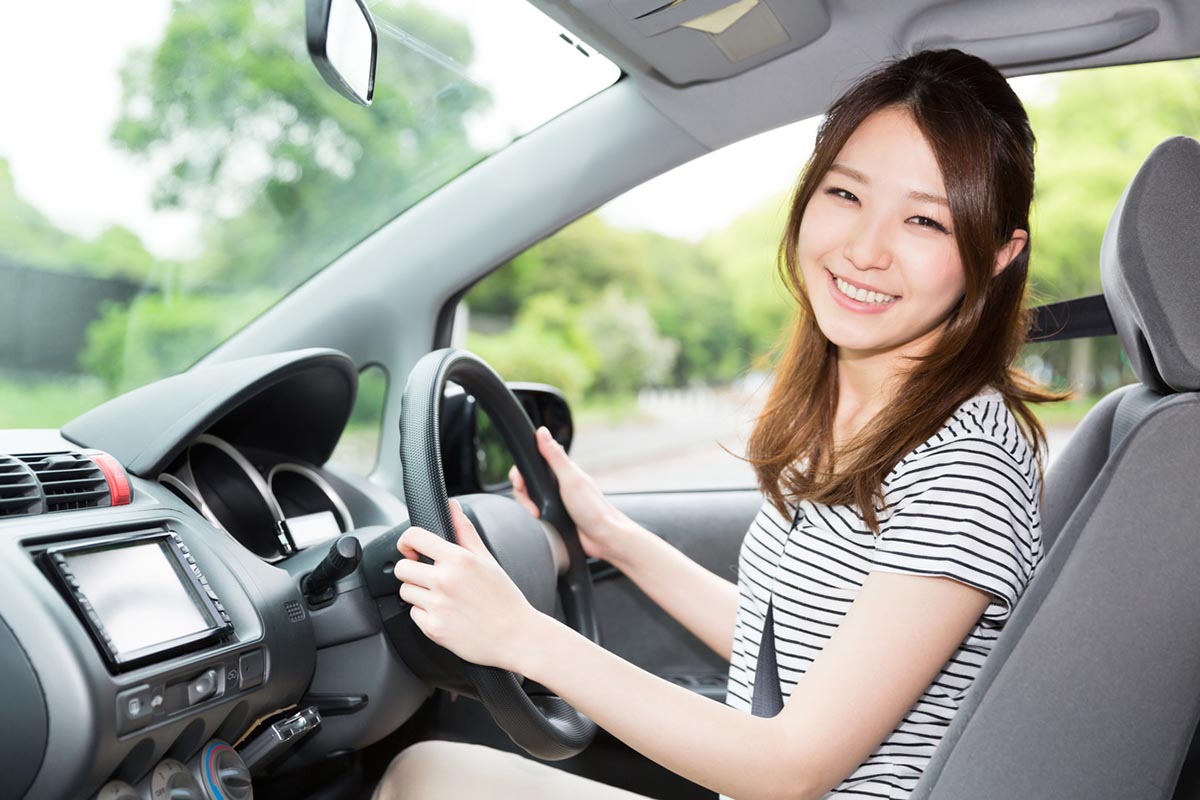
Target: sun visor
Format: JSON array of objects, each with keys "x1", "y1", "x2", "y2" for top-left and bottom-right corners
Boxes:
[{"x1": 580, "y1": 0, "x2": 830, "y2": 85}]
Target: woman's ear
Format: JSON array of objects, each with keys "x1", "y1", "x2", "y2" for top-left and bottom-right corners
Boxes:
[{"x1": 993, "y1": 230, "x2": 1029, "y2": 278}]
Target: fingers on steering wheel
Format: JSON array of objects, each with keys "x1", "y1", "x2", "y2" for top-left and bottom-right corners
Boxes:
[
  {"x1": 509, "y1": 463, "x2": 529, "y2": 495},
  {"x1": 394, "y1": 556, "x2": 437, "y2": 585},
  {"x1": 448, "y1": 500, "x2": 492, "y2": 559},
  {"x1": 399, "y1": 526, "x2": 460, "y2": 561},
  {"x1": 399, "y1": 580, "x2": 432, "y2": 608},
  {"x1": 509, "y1": 464, "x2": 541, "y2": 519},
  {"x1": 536, "y1": 426, "x2": 565, "y2": 464}
]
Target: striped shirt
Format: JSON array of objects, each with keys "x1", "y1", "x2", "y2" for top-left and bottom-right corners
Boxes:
[{"x1": 723, "y1": 387, "x2": 1043, "y2": 799}]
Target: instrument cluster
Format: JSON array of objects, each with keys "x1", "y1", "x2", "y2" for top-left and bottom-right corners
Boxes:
[{"x1": 158, "y1": 434, "x2": 354, "y2": 559}]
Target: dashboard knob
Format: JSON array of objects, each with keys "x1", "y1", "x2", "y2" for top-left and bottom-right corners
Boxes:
[
  {"x1": 92, "y1": 780, "x2": 138, "y2": 800},
  {"x1": 189, "y1": 739, "x2": 253, "y2": 800},
  {"x1": 302, "y1": 534, "x2": 362, "y2": 602},
  {"x1": 136, "y1": 758, "x2": 203, "y2": 800}
]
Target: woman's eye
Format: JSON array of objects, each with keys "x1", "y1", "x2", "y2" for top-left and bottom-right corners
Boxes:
[
  {"x1": 910, "y1": 215, "x2": 950, "y2": 233},
  {"x1": 825, "y1": 187, "x2": 858, "y2": 202}
]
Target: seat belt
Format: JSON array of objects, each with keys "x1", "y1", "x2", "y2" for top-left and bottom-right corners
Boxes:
[
  {"x1": 751, "y1": 504, "x2": 804, "y2": 718},
  {"x1": 750, "y1": 600, "x2": 784, "y2": 717}
]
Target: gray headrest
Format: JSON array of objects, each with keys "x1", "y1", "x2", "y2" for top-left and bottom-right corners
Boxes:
[{"x1": 1100, "y1": 136, "x2": 1200, "y2": 394}]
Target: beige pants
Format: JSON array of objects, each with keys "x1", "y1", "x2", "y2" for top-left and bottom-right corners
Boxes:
[{"x1": 371, "y1": 740, "x2": 655, "y2": 799}]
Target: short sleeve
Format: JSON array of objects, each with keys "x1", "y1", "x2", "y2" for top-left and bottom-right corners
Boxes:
[{"x1": 871, "y1": 434, "x2": 1041, "y2": 625}]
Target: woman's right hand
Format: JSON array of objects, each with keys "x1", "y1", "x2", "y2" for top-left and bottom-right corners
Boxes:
[{"x1": 508, "y1": 426, "x2": 631, "y2": 563}]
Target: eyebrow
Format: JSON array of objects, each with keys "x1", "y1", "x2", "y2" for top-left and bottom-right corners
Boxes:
[{"x1": 828, "y1": 162, "x2": 950, "y2": 207}]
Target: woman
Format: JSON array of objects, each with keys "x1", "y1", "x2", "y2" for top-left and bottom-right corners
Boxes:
[{"x1": 376, "y1": 48, "x2": 1064, "y2": 799}]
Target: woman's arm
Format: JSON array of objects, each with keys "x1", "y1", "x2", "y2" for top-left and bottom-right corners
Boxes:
[
  {"x1": 517, "y1": 569, "x2": 989, "y2": 800},
  {"x1": 604, "y1": 517, "x2": 739, "y2": 662},
  {"x1": 511, "y1": 427, "x2": 738, "y2": 660},
  {"x1": 396, "y1": 505, "x2": 991, "y2": 800}
]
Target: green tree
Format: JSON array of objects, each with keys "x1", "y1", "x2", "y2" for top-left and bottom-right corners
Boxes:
[
  {"x1": 1027, "y1": 60, "x2": 1200, "y2": 300},
  {"x1": 0, "y1": 159, "x2": 160, "y2": 281},
  {"x1": 580, "y1": 287, "x2": 678, "y2": 395},
  {"x1": 468, "y1": 212, "x2": 776, "y2": 391},
  {"x1": 1023, "y1": 60, "x2": 1200, "y2": 394},
  {"x1": 700, "y1": 192, "x2": 793, "y2": 370},
  {"x1": 470, "y1": 330, "x2": 594, "y2": 404},
  {"x1": 111, "y1": 0, "x2": 490, "y2": 289},
  {"x1": 64, "y1": 0, "x2": 495, "y2": 394},
  {"x1": 81, "y1": 290, "x2": 275, "y2": 393}
]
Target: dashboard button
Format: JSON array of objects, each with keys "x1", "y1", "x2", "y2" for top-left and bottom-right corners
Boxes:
[
  {"x1": 186, "y1": 668, "x2": 219, "y2": 705},
  {"x1": 238, "y1": 650, "x2": 265, "y2": 689},
  {"x1": 116, "y1": 685, "x2": 154, "y2": 733}
]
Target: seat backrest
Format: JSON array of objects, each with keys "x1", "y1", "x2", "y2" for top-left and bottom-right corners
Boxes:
[
  {"x1": 913, "y1": 135, "x2": 1200, "y2": 799},
  {"x1": 1037, "y1": 384, "x2": 1125, "y2": 552}
]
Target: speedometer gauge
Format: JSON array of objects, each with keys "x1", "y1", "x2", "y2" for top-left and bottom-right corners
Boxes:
[{"x1": 188, "y1": 435, "x2": 293, "y2": 559}]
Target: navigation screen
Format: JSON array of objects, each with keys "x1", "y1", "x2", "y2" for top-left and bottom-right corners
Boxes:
[{"x1": 65, "y1": 541, "x2": 212, "y2": 657}]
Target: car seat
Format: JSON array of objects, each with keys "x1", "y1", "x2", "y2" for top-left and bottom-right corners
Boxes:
[{"x1": 910, "y1": 135, "x2": 1200, "y2": 799}]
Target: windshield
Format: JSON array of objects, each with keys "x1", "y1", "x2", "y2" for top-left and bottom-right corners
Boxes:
[{"x1": 0, "y1": 0, "x2": 618, "y2": 429}]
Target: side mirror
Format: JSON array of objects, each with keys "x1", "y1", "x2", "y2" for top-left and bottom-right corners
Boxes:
[
  {"x1": 442, "y1": 383, "x2": 574, "y2": 494},
  {"x1": 306, "y1": 0, "x2": 377, "y2": 106}
]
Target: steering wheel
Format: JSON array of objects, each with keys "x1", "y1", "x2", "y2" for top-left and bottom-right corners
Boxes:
[{"x1": 398, "y1": 347, "x2": 599, "y2": 760}]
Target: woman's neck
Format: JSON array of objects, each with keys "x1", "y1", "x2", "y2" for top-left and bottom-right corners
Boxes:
[
  {"x1": 833, "y1": 321, "x2": 948, "y2": 433},
  {"x1": 835, "y1": 352, "x2": 898, "y2": 433}
]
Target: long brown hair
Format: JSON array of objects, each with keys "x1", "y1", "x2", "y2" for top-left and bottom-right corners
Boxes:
[{"x1": 747, "y1": 49, "x2": 1069, "y2": 534}]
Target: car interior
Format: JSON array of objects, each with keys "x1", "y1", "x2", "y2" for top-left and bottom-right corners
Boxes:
[{"x1": 4, "y1": 1, "x2": 1200, "y2": 799}]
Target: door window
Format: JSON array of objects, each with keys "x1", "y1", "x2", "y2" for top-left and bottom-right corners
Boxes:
[{"x1": 463, "y1": 58, "x2": 1200, "y2": 491}]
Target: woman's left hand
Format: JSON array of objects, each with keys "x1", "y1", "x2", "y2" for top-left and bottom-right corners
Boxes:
[{"x1": 394, "y1": 499, "x2": 544, "y2": 673}]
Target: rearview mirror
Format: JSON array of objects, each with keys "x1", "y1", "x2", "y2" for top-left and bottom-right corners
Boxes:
[{"x1": 306, "y1": 0, "x2": 377, "y2": 106}]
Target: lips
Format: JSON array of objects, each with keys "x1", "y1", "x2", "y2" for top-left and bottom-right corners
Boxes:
[
  {"x1": 824, "y1": 269, "x2": 898, "y2": 314},
  {"x1": 827, "y1": 269, "x2": 898, "y2": 298}
]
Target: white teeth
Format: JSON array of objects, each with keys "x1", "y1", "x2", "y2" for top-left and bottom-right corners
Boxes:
[{"x1": 835, "y1": 276, "x2": 897, "y2": 305}]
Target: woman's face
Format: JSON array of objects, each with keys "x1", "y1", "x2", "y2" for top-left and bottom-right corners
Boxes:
[{"x1": 797, "y1": 106, "x2": 965, "y2": 362}]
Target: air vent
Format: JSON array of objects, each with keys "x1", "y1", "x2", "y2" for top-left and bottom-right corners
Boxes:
[
  {"x1": 0, "y1": 455, "x2": 42, "y2": 517},
  {"x1": 17, "y1": 452, "x2": 111, "y2": 512}
]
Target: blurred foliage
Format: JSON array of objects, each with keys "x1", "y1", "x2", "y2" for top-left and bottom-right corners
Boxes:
[
  {"x1": 1019, "y1": 60, "x2": 1200, "y2": 395},
  {"x1": 472, "y1": 310, "x2": 595, "y2": 400},
  {"x1": 3, "y1": 48, "x2": 1200, "y2": 426},
  {"x1": 581, "y1": 288, "x2": 679, "y2": 395},
  {"x1": 347, "y1": 364, "x2": 389, "y2": 429},
  {"x1": 467, "y1": 205, "x2": 788, "y2": 403},
  {"x1": 1027, "y1": 60, "x2": 1200, "y2": 301},
  {"x1": 112, "y1": 0, "x2": 489, "y2": 289},
  {"x1": 0, "y1": 0, "x2": 490, "y2": 424},
  {"x1": 0, "y1": 374, "x2": 112, "y2": 429},
  {"x1": 0, "y1": 160, "x2": 162, "y2": 282},
  {"x1": 81, "y1": 290, "x2": 275, "y2": 393},
  {"x1": 329, "y1": 365, "x2": 389, "y2": 473},
  {"x1": 469, "y1": 60, "x2": 1200, "y2": 406}
]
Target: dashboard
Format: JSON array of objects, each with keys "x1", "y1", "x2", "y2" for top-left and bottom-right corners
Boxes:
[{"x1": 0, "y1": 349, "x2": 429, "y2": 800}]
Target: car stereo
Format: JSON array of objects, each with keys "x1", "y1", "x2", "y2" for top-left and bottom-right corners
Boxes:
[{"x1": 42, "y1": 527, "x2": 233, "y2": 671}]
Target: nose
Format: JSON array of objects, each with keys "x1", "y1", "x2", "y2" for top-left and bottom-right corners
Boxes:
[{"x1": 842, "y1": 213, "x2": 894, "y2": 271}]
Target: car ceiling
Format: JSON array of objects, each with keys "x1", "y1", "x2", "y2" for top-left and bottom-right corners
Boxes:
[
  {"x1": 537, "y1": 0, "x2": 1200, "y2": 149},
  {"x1": 204, "y1": 0, "x2": 1200, "y2": 491}
]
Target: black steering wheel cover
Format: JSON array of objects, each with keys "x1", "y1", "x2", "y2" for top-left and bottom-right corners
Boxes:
[{"x1": 400, "y1": 347, "x2": 598, "y2": 760}]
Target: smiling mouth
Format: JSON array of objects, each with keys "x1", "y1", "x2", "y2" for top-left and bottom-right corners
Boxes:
[{"x1": 830, "y1": 272, "x2": 899, "y2": 305}]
